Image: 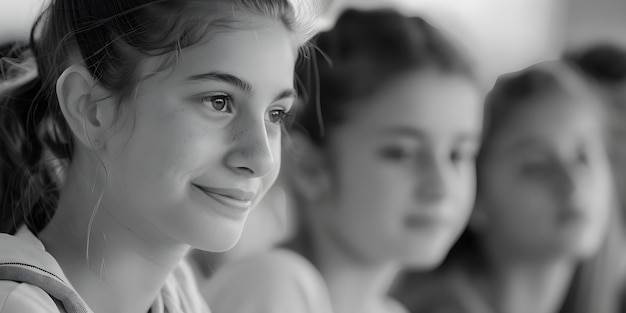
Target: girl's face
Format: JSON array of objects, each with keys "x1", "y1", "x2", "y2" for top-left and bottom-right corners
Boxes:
[
  {"x1": 322, "y1": 71, "x2": 483, "y2": 267},
  {"x1": 98, "y1": 17, "x2": 297, "y2": 252},
  {"x1": 478, "y1": 93, "x2": 613, "y2": 259}
]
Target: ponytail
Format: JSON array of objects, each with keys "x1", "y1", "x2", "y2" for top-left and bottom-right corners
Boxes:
[{"x1": 0, "y1": 44, "x2": 72, "y2": 235}]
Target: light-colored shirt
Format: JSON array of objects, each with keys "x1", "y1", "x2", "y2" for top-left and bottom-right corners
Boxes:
[{"x1": 0, "y1": 227, "x2": 210, "y2": 313}]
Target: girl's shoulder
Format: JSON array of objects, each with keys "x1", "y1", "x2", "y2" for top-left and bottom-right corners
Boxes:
[
  {"x1": 0, "y1": 230, "x2": 75, "y2": 313},
  {"x1": 202, "y1": 248, "x2": 333, "y2": 313},
  {"x1": 394, "y1": 266, "x2": 492, "y2": 313},
  {"x1": 0, "y1": 280, "x2": 62, "y2": 313},
  {"x1": 206, "y1": 248, "x2": 326, "y2": 291}
]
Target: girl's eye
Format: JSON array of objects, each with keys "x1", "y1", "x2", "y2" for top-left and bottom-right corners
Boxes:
[
  {"x1": 520, "y1": 158, "x2": 551, "y2": 176},
  {"x1": 576, "y1": 149, "x2": 591, "y2": 166},
  {"x1": 202, "y1": 95, "x2": 232, "y2": 113},
  {"x1": 268, "y1": 108, "x2": 293, "y2": 125},
  {"x1": 379, "y1": 147, "x2": 414, "y2": 161},
  {"x1": 450, "y1": 148, "x2": 477, "y2": 164}
]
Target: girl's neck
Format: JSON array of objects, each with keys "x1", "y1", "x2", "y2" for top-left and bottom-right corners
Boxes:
[
  {"x1": 481, "y1": 245, "x2": 577, "y2": 313},
  {"x1": 310, "y1": 218, "x2": 405, "y2": 313},
  {"x1": 38, "y1": 163, "x2": 190, "y2": 313}
]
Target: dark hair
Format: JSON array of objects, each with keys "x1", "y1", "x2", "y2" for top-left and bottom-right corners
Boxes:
[
  {"x1": 477, "y1": 62, "x2": 607, "y2": 172},
  {"x1": 284, "y1": 8, "x2": 476, "y2": 262},
  {"x1": 564, "y1": 43, "x2": 626, "y2": 127},
  {"x1": 0, "y1": 0, "x2": 304, "y2": 235},
  {"x1": 564, "y1": 43, "x2": 626, "y2": 84},
  {"x1": 293, "y1": 8, "x2": 475, "y2": 146}
]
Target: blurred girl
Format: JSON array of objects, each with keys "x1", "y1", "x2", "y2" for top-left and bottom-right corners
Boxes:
[
  {"x1": 203, "y1": 8, "x2": 484, "y2": 313},
  {"x1": 565, "y1": 44, "x2": 626, "y2": 223},
  {"x1": 565, "y1": 43, "x2": 626, "y2": 313},
  {"x1": 0, "y1": 0, "x2": 311, "y2": 312},
  {"x1": 394, "y1": 61, "x2": 620, "y2": 313}
]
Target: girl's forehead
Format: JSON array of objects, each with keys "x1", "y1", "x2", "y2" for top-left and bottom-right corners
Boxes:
[
  {"x1": 350, "y1": 73, "x2": 480, "y2": 117},
  {"x1": 137, "y1": 20, "x2": 297, "y2": 84},
  {"x1": 508, "y1": 91, "x2": 597, "y2": 122},
  {"x1": 491, "y1": 102, "x2": 602, "y2": 148}
]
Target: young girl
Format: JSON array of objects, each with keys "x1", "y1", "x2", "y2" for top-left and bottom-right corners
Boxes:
[
  {"x1": 564, "y1": 43, "x2": 626, "y2": 313},
  {"x1": 565, "y1": 44, "x2": 626, "y2": 224},
  {"x1": 0, "y1": 0, "x2": 312, "y2": 312},
  {"x1": 202, "y1": 8, "x2": 484, "y2": 313},
  {"x1": 394, "y1": 61, "x2": 621, "y2": 313}
]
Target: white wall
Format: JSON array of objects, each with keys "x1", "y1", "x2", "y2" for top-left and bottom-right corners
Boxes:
[
  {"x1": 0, "y1": 0, "x2": 566, "y2": 77},
  {"x1": 0, "y1": 0, "x2": 49, "y2": 43},
  {"x1": 6, "y1": 0, "x2": 620, "y2": 85},
  {"x1": 565, "y1": 0, "x2": 626, "y2": 49},
  {"x1": 322, "y1": 0, "x2": 566, "y2": 86}
]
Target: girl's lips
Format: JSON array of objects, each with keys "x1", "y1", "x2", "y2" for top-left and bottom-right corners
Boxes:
[
  {"x1": 192, "y1": 184, "x2": 255, "y2": 216},
  {"x1": 403, "y1": 214, "x2": 453, "y2": 229},
  {"x1": 194, "y1": 185, "x2": 255, "y2": 202}
]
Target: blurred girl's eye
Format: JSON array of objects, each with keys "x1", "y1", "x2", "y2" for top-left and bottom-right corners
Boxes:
[
  {"x1": 450, "y1": 147, "x2": 477, "y2": 165},
  {"x1": 521, "y1": 162, "x2": 547, "y2": 173},
  {"x1": 577, "y1": 153, "x2": 588, "y2": 166},
  {"x1": 516, "y1": 149, "x2": 546, "y2": 170},
  {"x1": 576, "y1": 148, "x2": 590, "y2": 166},
  {"x1": 201, "y1": 94, "x2": 233, "y2": 113},
  {"x1": 520, "y1": 155, "x2": 552, "y2": 176},
  {"x1": 379, "y1": 146, "x2": 415, "y2": 161}
]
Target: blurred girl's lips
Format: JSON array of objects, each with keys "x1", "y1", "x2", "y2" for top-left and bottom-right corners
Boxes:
[{"x1": 403, "y1": 214, "x2": 453, "y2": 229}]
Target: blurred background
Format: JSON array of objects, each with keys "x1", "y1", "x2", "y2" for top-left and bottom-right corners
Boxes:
[{"x1": 3, "y1": 0, "x2": 626, "y2": 86}]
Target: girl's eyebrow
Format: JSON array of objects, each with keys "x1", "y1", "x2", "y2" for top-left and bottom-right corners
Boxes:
[
  {"x1": 378, "y1": 125, "x2": 481, "y2": 138},
  {"x1": 186, "y1": 71, "x2": 296, "y2": 102},
  {"x1": 378, "y1": 126, "x2": 426, "y2": 139},
  {"x1": 506, "y1": 137, "x2": 548, "y2": 154},
  {"x1": 187, "y1": 71, "x2": 254, "y2": 94},
  {"x1": 274, "y1": 89, "x2": 296, "y2": 102},
  {"x1": 453, "y1": 132, "x2": 481, "y2": 144}
]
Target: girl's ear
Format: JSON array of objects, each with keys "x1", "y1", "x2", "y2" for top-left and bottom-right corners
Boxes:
[
  {"x1": 56, "y1": 64, "x2": 117, "y2": 150},
  {"x1": 282, "y1": 130, "x2": 332, "y2": 203}
]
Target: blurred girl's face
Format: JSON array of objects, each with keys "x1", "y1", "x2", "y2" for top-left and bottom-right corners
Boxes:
[
  {"x1": 321, "y1": 70, "x2": 483, "y2": 267},
  {"x1": 95, "y1": 17, "x2": 297, "y2": 252},
  {"x1": 478, "y1": 93, "x2": 613, "y2": 259}
]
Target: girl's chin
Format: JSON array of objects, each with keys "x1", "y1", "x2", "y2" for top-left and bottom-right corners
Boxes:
[
  {"x1": 179, "y1": 222, "x2": 246, "y2": 253},
  {"x1": 192, "y1": 235, "x2": 243, "y2": 253}
]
